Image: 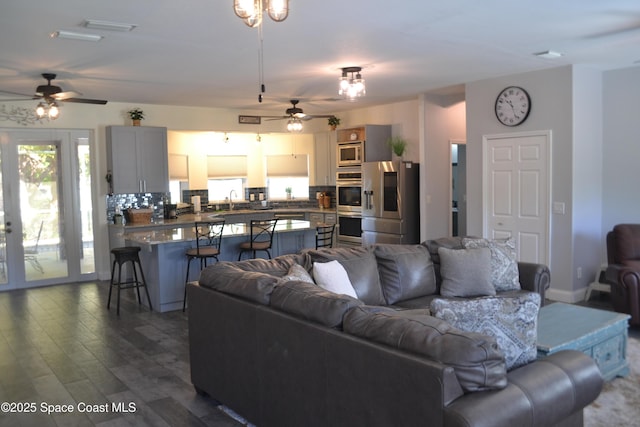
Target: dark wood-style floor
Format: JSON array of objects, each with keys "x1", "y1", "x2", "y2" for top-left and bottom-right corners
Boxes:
[
  {"x1": 0, "y1": 281, "x2": 245, "y2": 427},
  {"x1": 0, "y1": 280, "x2": 628, "y2": 427}
]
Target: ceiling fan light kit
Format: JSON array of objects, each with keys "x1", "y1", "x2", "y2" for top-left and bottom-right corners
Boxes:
[
  {"x1": 287, "y1": 117, "x2": 303, "y2": 132},
  {"x1": 339, "y1": 66, "x2": 366, "y2": 101},
  {"x1": 233, "y1": 0, "x2": 289, "y2": 28}
]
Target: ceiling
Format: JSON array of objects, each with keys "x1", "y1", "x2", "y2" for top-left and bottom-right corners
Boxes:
[{"x1": 1, "y1": 1, "x2": 640, "y2": 116}]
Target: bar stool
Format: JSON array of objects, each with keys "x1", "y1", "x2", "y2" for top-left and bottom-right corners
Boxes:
[
  {"x1": 238, "y1": 218, "x2": 278, "y2": 260},
  {"x1": 184, "y1": 220, "x2": 225, "y2": 311},
  {"x1": 108, "y1": 246, "x2": 153, "y2": 315},
  {"x1": 315, "y1": 223, "x2": 336, "y2": 249}
]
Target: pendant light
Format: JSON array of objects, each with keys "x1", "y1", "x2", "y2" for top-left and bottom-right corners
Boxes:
[{"x1": 234, "y1": 0, "x2": 289, "y2": 28}]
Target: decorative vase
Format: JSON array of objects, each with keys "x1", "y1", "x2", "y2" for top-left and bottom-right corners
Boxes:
[
  {"x1": 132, "y1": 119, "x2": 141, "y2": 126},
  {"x1": 286, "y1": 193, "x2": 292, "y2": 200}
]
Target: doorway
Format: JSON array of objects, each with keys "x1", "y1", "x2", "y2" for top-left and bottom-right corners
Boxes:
[
  {"x1": 450, "y1": 140, "x2": 466, "y2": 236},
  {"x1": 0, "y1": 129, "x2": 96, "y2": 289}
]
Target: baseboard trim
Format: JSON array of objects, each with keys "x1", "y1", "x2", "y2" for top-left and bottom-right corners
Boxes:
[{"x1": 546, "y1": 287, "x2": 587, "y2": 303}]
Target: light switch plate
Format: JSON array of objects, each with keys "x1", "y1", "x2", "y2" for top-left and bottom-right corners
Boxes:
[{"x1": 553, "y1": 201, "x2": 565, "y2": 215}]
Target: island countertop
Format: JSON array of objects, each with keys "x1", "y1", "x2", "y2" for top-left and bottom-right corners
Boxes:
[{"x1": 123, "y1": 219, "x2": 313, "y2": 246}]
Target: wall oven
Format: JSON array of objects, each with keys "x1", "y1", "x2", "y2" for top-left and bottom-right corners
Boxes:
[
  {"x1": 337, "y1": 142, "x2": 362, "y2": 167},
  {"x1": 336, "y1": 170, "x2": 362, "y2": 213},
  {"x1": 336, "y1": 170, "x2": 362, "y2": 244}
]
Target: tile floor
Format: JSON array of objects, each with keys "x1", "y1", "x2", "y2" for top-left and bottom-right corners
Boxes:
[
  {"x1": 0, "y1": 281, "x2": 628, "y2": 427},
  {"x1": 0, "y1": 282, "x2": 244, "y2": 427}
]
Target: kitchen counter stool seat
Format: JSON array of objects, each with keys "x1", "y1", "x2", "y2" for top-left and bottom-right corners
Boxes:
[{"x1": 108, "y1": 246, "x2": 152, "y2": 315}]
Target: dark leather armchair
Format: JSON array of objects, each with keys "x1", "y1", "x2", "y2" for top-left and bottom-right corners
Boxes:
[{"x1": 605, "y1": 224, "x2": 640, "y2": 325}]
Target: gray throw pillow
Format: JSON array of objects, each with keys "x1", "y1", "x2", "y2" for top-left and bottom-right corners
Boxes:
[
  {"x1": 430, "y1": 292, "x2": 541, "y2": 370},
  {"x1": 277, "y1": 263, "x2": 315, "y2": 285},
  {"x1": 438, "y1": 247, "x2": 495, "y2": 297},
  {"x1": 463, "y1": 237, "x2": 520, "y2": 292}
]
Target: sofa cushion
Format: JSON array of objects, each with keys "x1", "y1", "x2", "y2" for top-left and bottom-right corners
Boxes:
[
  {"x1": 343, "y1": 306, "x2": 507, "y2": 393},
  {"x1": 430, "y1": 292, "x2": 540, "y2": 370},
  {"x1": 312, "y1": 260, "x2": 359, "y2": 298},
  {"x1": 304, "y1": 246, "x2": 386, "y2": 305},
  {"x1": 438, "y1": 247, "x2": 496, "y2": 297},
  {"x1": 374, "y1": 244, "x2": 437, "y2": 304},
  {"x1": 270, "y1": 280, "x2": 363, "y2": 328},
  {"x1": 463, "y1": 237, "x2": 521, "y2": 292}
]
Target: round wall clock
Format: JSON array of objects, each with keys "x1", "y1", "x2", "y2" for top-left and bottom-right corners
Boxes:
[{"x1": 494, "y1": 86, "x2": 531, "y2": 126}]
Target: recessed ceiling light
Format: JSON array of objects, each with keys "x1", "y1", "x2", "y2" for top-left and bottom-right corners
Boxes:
[
  {"x1": 83, "y1": 19, "x2": 136, "y2": 32},
  {"x1": 51, "y1": 30, "x2": 103, "y2": 42},
  {"x1": 534, "y1": 50, "x2": 564, "y2": 59}
]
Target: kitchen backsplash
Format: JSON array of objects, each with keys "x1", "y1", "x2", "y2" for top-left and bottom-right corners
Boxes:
[{"x1": 107, "y1": 186, "x2": 336, "y2": 223}]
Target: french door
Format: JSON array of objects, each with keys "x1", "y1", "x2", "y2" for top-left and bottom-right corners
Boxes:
[{"x1": 0, "y1": 129, "x2": 96, "y2": 290}]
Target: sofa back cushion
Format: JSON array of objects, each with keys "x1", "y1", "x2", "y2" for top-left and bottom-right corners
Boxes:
[
  {"x1": 423, "y1": 237, "x2": 467, "y2": 291},
  {"x1": 270, "y1": 280, "x2": 363, "y2": 328},
  {"x1": 304, "y1": 246, "x2": 386, "y2": 305},
  {"x1": 198, "y1": 255, "x2": 302, "y2": 305},
  {"x1": 611, "y1": 224, "x2": 640, "y2": 264},
  {"x1": 373, "y1": 244, "x2": 437, "y2": 304},
  {"x1": 343, "y1": 306, "x2": 507, "y2": 393}
]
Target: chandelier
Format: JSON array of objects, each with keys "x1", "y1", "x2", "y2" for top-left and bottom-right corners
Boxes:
[
  {"x1": 35, "y1": 101, "x2": 60, "y2": 120},
  {"x1": 287, "y1": 117, "x2": 303, "y2": 132},
  {"x1": 339, "y1": 67, "x2": 366, "y2": 101},
  {"x1": 233, "y1": 0, "x2": 289, "y2": 28}
]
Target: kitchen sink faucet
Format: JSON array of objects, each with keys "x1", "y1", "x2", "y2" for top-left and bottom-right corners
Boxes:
[{"x1": 229, "y1": 189, "x2": 238, "y2": 210}]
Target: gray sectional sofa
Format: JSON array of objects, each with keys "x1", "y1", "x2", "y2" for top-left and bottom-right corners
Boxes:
[{"x1": 187, "y1": 238, "x2": 603, "y2": 427}]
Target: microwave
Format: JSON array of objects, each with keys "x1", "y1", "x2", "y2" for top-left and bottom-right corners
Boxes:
[{"x1": 337, "y1": 142, "x2": 362, "y2": 167}]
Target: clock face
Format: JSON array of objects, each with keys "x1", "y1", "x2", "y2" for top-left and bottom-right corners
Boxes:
[{"x1": 495, "y1": 86, "x2": 531, "y2": 126}]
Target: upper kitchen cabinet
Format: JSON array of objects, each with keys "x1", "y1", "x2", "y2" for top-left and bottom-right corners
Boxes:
[
  {"x1": 314, "y1": 131, "x2": 336, "y2": 185},
  {"x1": 107, "y1": 126, "x2": 169, "y2": 194}
]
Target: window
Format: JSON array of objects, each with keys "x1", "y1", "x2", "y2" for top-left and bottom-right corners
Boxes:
[
  {"x1": 266, "y1": 154, "x2": 309, "y2": 200},
  {"x1": 207, "y1": 156, "x2": 247, "y2": 202}
]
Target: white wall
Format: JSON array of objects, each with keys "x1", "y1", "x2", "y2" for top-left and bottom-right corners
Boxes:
[
  {"x1": 602, "y1": 66, "x2": 640, "y2": 234},
  {"x1": 465, "y1": 65, "x2": 607, "y2": 302}
]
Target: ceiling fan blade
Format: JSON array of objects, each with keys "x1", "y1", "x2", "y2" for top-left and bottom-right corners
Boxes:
[
  {"x1": 52, "y1": 91, "x2": 82, "y2": 100},
  {"x1": 0, "y1": 89, "x2": 35, "y2": 98},
  {"x1": 62, "y1": 98, "x2": 108, "y2": 105},
  {"x1": 0, "y1": 98, "x2": 38, "y2": 102}
]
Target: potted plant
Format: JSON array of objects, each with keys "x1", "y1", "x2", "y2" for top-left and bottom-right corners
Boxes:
[
  {"x1": 387, "y1": 136, "x2": 408, "y2": 158},
  {"x1": 127, "y1": 108, "x2": 145, "y2": 126},
  {"x1": 328, "y1": 116, "x2": 340, "y2": 130},
  {"x1": 285, "y1": 187, "x2": 292, "y2": 199}
]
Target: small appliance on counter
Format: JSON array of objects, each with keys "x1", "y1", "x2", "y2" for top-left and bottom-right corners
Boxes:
[{"x1": 164, "y1": 204, "x2": 178, "y2": 219}]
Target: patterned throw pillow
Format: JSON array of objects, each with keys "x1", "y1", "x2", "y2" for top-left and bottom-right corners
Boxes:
[
  {"x1": 430, "y1": 292, "x2": 541, "y2": 370},
  {"x1": 463, "y1": 238, "x2": 520, "y2": 292},
  {"x1": 277, "y1": 263, "x2": 315, "y2": 285}
]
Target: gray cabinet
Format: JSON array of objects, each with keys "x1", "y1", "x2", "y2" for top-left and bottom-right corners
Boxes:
[
  {"x1": 308, "y1": 212, "x2": 336, "y2": 226},
  {"x1": 314, "y1": 131, "x2": 336, "y2": 185},
  {"x1": 107, "y1": 126, "x2": 169, "y2": 193}
]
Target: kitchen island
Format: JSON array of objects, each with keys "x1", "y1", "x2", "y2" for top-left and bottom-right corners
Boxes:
[{"x1": 122, "y1": 219, "x2": 315, "y2": 312}]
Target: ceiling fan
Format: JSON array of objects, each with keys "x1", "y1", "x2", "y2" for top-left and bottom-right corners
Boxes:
[
  {"x1": 262, "y1": 99, "x2": 336, "y2": 122},
  {"x1": 0, "y1": 73, "x2": 108, "y2": 105}
]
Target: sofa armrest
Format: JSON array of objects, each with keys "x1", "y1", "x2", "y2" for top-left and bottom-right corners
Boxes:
[
  {"x1": 517, "y1": 262, "x2": 550, "y2": 305},
  {"x1": 605, "y1": 264, "x2": 640, "y2": 325},
  {"x1": 444, "y1": 350, "x2": 603, "y2": 427}
]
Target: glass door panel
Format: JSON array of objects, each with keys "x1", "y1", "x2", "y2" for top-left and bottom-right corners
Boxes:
[
  {"x1": 18, "y1": 143, "x2": 68, "y2": 281},
  {"x1": 78, "y1": 143, "x2": 95, "y2": 274},
  {"x1": 0, "y1": 151, "x2": 7, "y2": 285}
]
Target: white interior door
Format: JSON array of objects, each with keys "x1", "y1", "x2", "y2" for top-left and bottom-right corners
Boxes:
[{"x1": 482, "y1": 131, "x2": 550, "y2": 265}]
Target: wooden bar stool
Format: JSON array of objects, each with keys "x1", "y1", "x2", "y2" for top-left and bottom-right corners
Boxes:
[
  {"x1": 184, "y1": 221, "x2": 225, "y2": 311},
  {"x1": 108, "y1": 246, "x2": 153, "y2": 315}
]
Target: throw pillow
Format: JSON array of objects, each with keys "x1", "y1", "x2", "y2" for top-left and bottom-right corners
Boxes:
[
  {"x1": 463, "y1": 237, "x2": 520, "y2": 292},
  {"x1": 373, "y1": 244, "x2": 437, "y2": 304},
  {"x1": 430, "y1": 292, "x2": 541, "y2": 370},
  {"x1": 438, "y1": 247, "x2": 495, "y2": 297},
  {"x1": 277, "y1": 263, "x2": 315, "y2": 285},
  {"x1": 312, "y1": 260, "x2": 359, "y2": 299}
]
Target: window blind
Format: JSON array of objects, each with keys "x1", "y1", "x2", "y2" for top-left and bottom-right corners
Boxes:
[
  {"x1": 266, "y1": 154, "x2": 308, "y2": 177},
  {"x1": 168, "y1": 154, "x2": 188, "y2": 180},
  {"x1": 208, "y1": 156, "x2": 248, "y2": 178}
]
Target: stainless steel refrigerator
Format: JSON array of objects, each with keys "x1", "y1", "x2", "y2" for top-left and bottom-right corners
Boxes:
[{"x1": 361, "y1": 161, "x2": 420, "y2": 244}]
